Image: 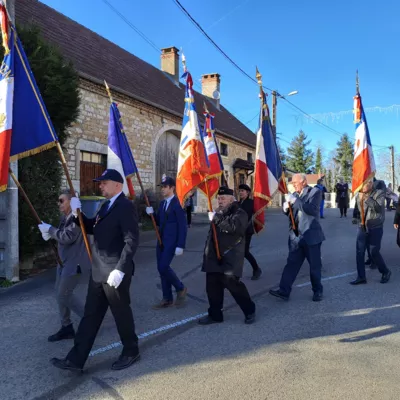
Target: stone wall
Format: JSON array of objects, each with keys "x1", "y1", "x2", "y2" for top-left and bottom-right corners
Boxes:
[{"x1": 63, "y1": 78, "x2": 256, "y2": 210}]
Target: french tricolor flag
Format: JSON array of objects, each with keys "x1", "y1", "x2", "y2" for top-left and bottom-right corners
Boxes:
[
  {"x1": 253, "y1": 90, "x2": 286, "y2": 233},
  {"x1": 352, "y1": 92, "x2": 376, "y2": 194},
  {"x1": 107, "y1": 102, "x2": 138, "y2": 197}
]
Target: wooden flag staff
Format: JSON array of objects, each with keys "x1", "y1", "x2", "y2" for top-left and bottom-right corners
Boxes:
[
  {"x1": 9, "y1": 168, "x2": 63, "y2": 267},
  {"x1": 104, "y1": 81, "x2": 163, "y2": 248}
]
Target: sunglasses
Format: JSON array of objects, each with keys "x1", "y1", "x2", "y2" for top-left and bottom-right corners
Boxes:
[{"x1": 58, "y1": 198, "x2": 65, "y2": 204}]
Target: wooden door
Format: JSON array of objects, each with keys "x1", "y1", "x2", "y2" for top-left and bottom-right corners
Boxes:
[
  {"x1": 80, "y1": 162, "x2": 104, "y2": 196},
  {"x1": 155, "y1": 131, "x2": 180, "y2": 197}
]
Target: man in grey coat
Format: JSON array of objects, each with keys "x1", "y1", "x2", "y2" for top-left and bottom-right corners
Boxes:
[
  {"x1": 351, "y1": 178, "x2": 391, "y2": 285},
  {"x1": 198, "y1": 186, "x2": 256, "y2": 325},
  {"x1": 38, "y1": 190, "x2": 90, "y2": 342},
  {"x1": 270, "y1": 173, "x2": 325, "y2": 302}
]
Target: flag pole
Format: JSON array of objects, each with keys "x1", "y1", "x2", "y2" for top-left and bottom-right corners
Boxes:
[
  {"x1": 204, "y1": 176, "x2": 222, "y2": 261},
  {"x1": 55, "y1": 142, "x2": 92, "y2": 261},
  {"x1": 256, "y1": 67, "x2": 297, "y2": 233},
  {"x1": 104, "y1": 81, "x2": 163, "y2": 248},
  {"x1": 8, "y1": 167, "x2": 63, "y2": 267},
  {"x1": 355, "y1": 70, "x2": 366, "y2": 228}
]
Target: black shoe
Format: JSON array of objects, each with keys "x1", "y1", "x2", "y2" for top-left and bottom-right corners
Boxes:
[
  {"x1": 350, "y1": 278, "x2": 367, "y2": 285},
  {"x1": 48, "y1": 324, "x2": 75, "y2": 342},
  {"x1": 269, "y1": 289, "x2": 289, "y2": 301},
  {"x1": 312, "y1": 292, "x2": 323, "y2": 302},
  {"x1": 111, "y1": 354, "x2": 140, "y2": 371},
  {"x1": 370, "y1": 263, "x2": 377, "y2": 270},
  {"x1": 50, "y1": 357, "x2": 82, "y2": 372},
  {"x1": 321, "y1": 216, "x2": 325, "y2": 219},
  {"x1": 365, "y1": 258, "x2": 372, "y2": 266},
  {"x1": 251, "y1": 268, "x2": 262, "y2": 281},
  {"x1": 245, "y1": 313, "x2": 256, "y2": 324},
  {"x1": 198, "y1": 315, "x2": 223, "y2": 325},
  {"x1": 380, "y1": 270, "x2": 391, "y2": 284}
]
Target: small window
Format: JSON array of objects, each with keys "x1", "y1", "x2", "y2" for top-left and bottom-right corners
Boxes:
[
  {"x1": 220, "y1": 143, "x2": 228, "y2": 157},
  {"x1": 247, "y1": 152, "x2": 253, "y2": 163},
  {"x1": 81, "y1": 151, "x2": 106, "y2": 165},
  {"x1": 239, "y1": 173, "x2": 245, "y2": 185}
]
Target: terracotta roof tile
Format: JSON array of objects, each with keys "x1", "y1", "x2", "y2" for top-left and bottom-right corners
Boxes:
[{"x1": 16, "y1": 0, "x2": 256, "y2": 148}]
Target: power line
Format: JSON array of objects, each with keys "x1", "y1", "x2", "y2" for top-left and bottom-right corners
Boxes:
[{"x1": 172, "y1": 0, "x2": 391, "y2": 149}]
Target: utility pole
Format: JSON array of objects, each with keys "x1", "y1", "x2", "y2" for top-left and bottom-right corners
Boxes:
[
  {"x1": 390, "y1": 145, "x2": 395, "y2": 190},
  {"x1": 271, "y1": 90, "x2": 277, "y2": 139},
  {"x1": 4, "y1": 0, "x2": 19, "y2": 282}
]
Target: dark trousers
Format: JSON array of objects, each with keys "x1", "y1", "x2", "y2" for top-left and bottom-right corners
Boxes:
[
  {"x1": 67, "y1": 275, "x2": 139, "y2": 368},
  {"x1": 339, "y1": 206, "x2": 347, "y2": 217},
  {"x1": 186, "y1": 207, "x2": 192, "y2": 225},
  {"x1": 320, "y1": 200, "x2": 325, "y2": 217},
  {"x1": 356, "y1": 227, "x2": 389, "y2": 279},
  {"x1": 244, "y1": 234, "x2": 259, "y2": 272},
  {"x1": 157, "y1": 247, "x2": 184, "y2": 301},
  {"x1": 206, "y1": 272, "x2": 255, "y2": 321},
  {"x1": 386, "y1": 198, "x2": 392, "y2": 211},
  {"x1": 280, "y1": 240, "x2": 323, "y2": 296}
]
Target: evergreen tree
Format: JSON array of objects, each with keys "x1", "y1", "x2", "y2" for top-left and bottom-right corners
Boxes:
[
  {"x1": 334, "y1": 133, "x2": 354, "y2": 184},
  {"x1": 315, "y1": 147, "x2": 323, "y2": 174},
  {"x1": 7, "y1": 25, "x2": 80, "y2": 259},
  {"x1": 286, "y1": 130, "x2": 314, "y2": 174}
]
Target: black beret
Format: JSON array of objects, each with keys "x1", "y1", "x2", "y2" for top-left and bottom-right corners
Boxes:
[
  {"x1": 218, "y1": 186, "x2": 234, "y2": 196},
  {"x1": 238, "y1": 184, "x2": 251, "y2": 192}
]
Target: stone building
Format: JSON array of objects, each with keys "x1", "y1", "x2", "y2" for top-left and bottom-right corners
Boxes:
[{"x1": 17, "y1": 0, "x2": 258, "y2": 211}]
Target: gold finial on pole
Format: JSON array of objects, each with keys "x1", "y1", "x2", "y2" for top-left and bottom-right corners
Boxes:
[
  {"x1": 356, "y1": 70, "x2": 360, "y2": 95},
  {"x1": 255, "y1": 66, "x2": 262, "y2": 87},
  {"x1": 104, "y1": 80, "x2": 114, "y2": 103}
]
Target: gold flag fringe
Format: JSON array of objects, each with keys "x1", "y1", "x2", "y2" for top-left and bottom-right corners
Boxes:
[{"x1": 9, "y1": 141, "x2": 56, "y2": 162}]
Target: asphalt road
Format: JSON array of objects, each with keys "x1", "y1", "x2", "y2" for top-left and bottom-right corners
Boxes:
[{"x1": 1, "y1": 208, "x2": 400, "y2": 400}]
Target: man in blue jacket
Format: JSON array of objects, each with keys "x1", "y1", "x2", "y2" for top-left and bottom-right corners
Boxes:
[
  {"x1": 146, "y1": 175, "x2": 188, "y2": 309},
  {"x1": 270, "y1": 173, "x2": 325, "y2": 302}
]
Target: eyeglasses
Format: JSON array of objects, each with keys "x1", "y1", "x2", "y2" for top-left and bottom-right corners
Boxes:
[{"x1": 58, "y1": 198, "x2": 64, "y2": 204}]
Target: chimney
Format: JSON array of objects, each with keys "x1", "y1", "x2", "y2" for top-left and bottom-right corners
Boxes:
[
  {"x1": 202, "y1": 73, "x2": 221, "y2": 110},
  {"x1": 161, "y1": 47, "x2": 179, "y2": 84}
]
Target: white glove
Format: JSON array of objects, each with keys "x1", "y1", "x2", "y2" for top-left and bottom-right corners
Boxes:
[
  {"x1": 70, "y1": 197, "x2": 82, "y2": 217},
  {"x1": 286, "y1": 194, "x2": 297, "y2": 204},
  {"x1": 107, "y1": 269, "x2": 125, "y2": 289},
  {"x1": 41, "y1": 232, "x2": 51, "y2": 241},
  {"x1": 283, "y1": 202, "x2": 289, "y2": 213},
  {"x1": 175, "y1": 247, "x2": 183, "y2": 256},
  {"x1": 38, "y1": 222, "x2": 51, "y2": 233},
  {"x1": 146, "y1": 206, "x2": 154, "y2": 215},
  {"x1": 208, "y1": 211, "x2": 216, "y2": 221}
]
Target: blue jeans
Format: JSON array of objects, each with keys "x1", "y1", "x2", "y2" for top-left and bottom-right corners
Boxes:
[
  {"x1": 320, "y1": 199, "x2": 325, "y2": 217},
  {"x1": 356, "y1": 227, "x2": 388, "y2": 279},
  {"x1": 280, "y1": 238, "x2": 323, "y2": 296},
  {"x1": 156, "y1": 247, "x2": 184, "y2": 301}
]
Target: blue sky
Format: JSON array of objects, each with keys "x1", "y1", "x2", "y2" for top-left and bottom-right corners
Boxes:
[{"x1": 40, "y1": 0, "x2": 400, "y2": 160}]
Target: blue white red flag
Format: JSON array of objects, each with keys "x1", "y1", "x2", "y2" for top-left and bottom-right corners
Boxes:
[
  {"x1": 176, "y1": 58, "x2": 209, "y2": 205},
  {"x1": 0, "y1": 3, "x2": 58, "y2": 191},
  {"x1": 107, "y1": 102, "x2": 138, "y2": 197},
  {"x1": 197, "y1": 105, "x2": 223, "y2": 199},
  {"x1": 253, "y1": 90, "x2": 287, "y2": 233},
  {"x1": 352, "y1": 91, "x2": 376, "y2": 194}
]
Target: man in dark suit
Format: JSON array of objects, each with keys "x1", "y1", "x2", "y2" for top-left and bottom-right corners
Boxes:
[
  {"x1": 238, "y1": 183, "x2": 262, "y2": 280},
  {"x1": 199, "y1": 186, "x2": 256, "y2": 325},
  {"x1": 270, "y1": 173, "x2": 325, "y2": 302},
  {"x1": 50, "y1": 169, "x2": 140, "y2": 372},
  {"x1": 351, "y1": 178, "x2": 391, "y2": 285},
  {"x1": 146, "y1": 175, "x2": 187, "y2": 309}
]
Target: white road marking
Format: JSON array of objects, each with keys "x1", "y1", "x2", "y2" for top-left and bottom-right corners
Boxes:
[
  {"x1": 295, "y1": 271, "x2": 356, "y2": 288},
  {"x1": 89, "y1": 312, "x2": 208, "y2": 357},
  {"x1": 89, "y1": 270, "x2": 357, "y2": 358}
]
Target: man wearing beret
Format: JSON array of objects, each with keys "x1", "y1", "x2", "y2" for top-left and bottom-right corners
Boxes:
[
  {"x1": 199, "y1": 186, "x2": 256, "y2": 325},
  {"x1": 238, "y1": 183, "x2": 262, "y2": 280},
  {"x1": 146, "y1": 175, "x2": 188, "y2": 309},
  {"x1": 50, "y1": 169, "x2": 140, "y2": 372}
]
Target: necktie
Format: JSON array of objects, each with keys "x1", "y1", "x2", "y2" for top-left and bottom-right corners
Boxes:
[
  {"x1": 164, "y1": 200, "x2": 169, "y2": 212},
  {"x1": 98, "y1": 200, "x2": 110, "y2": 218}
]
